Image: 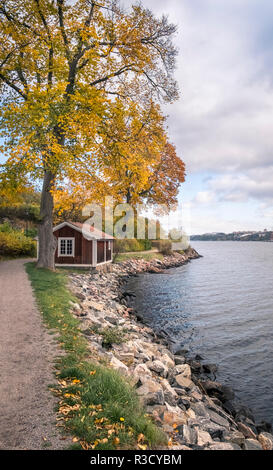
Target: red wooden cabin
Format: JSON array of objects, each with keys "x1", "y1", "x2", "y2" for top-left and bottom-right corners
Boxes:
[{"x1": 52, "y1": 221, "x2": 114, "y2": 267}]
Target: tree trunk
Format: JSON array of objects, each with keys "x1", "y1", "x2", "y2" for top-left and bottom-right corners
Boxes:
[
  {"x1": 37, "y1": 170, "x2": 57, "y2": 269},
  {"x1": 126, "y1": 188, "x2": 131, "y2": 204}
]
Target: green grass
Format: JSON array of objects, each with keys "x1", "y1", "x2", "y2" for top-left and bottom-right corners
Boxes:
[
  {"x1": 25, "y1": 262, "x2": 166, "y2": 450},
  {"x1": 114, "y1": 252, "x2": 164, "y2": 263},
  {"x1": 56, "y1": 266, "x2": 91, "y2": 274},
  {"x1": 95, "y1": 326, "x2": 128, "y2": 349}
]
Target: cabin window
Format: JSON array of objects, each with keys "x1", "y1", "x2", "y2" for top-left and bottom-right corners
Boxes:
[
  {"x1": 108, "y1": 241, "x2": 111, "y2": 250},
  {"x1": 58, "y1": 237, "x2": 75, "y2": 257}
]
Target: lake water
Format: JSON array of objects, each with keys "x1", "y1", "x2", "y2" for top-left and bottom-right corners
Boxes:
[{"x1": 127, "y1": 241, "x2": 273, "y2": 426}]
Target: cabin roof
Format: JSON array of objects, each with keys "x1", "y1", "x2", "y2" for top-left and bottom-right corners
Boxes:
[{"x1": 53, "y1": 221, "x2": 115, "y2": 240}]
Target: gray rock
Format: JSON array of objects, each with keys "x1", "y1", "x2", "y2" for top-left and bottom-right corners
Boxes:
[
  {"x1": 147, "y1": 360, "x2": 168, "y2": 378},
  {"x1": 161, "y1": 379, "x2": 178, "y2": 406},
  {"x1": 243, "y1": 439, "x2": 263, "y2": 450},
  {"x1": 173, "y1": 364, "x2": 191, "y2": 378},
  {"x1": 133, "y1": 363, "x2": 152, "y2": 377},
  {"x1": 197, "y1": 417, "x2": 226, "y2": 439},
  {"x1": 196, "y1": 429, "x2": 213, "y2": 446},
  {"x1": 136, "y1": 379, "x2": 165, "y2": 406},
  {"x1": 105, "y1": 316, "x2": 118, "y2": 325},
  {"x1": 223, "y1": 430, "x2": 245, "y2": 447},
  {"x1": 174, "y1": 356, "x2": 186, "y2": 365},
  {"x1": 202, "y1": 363, "x2": 218, "y2": 374},
  {"x1": 237, "y1": 422, "x2": 257, "y2": 439},
  {"x1": 180, "y1": 425, "x2": 197, "y2": 445},
  {"x1": 109, "y1": 356, "x2": 128, "y2": 375},
  {"x1": 207, "y1": 409, "x2": 230, "y2": 428},
  {"x1": 175, "y1": 375, "x2": 194, "y2": 390},
  {"x1": 191, "y1": 402, "x2": 210, "y2": 418},
  {"x1": 208, "y1": 442, "x2": 235, "y2": 450}
]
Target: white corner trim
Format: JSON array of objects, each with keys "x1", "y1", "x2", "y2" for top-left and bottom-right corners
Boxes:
[{"x1": 58, "y1": 237, "x2": 75, "y2": 257}]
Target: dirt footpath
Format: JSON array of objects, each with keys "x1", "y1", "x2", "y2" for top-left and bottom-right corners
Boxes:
[{"x1": 0, "y1": 259, "x2": 65, "y2": 449}]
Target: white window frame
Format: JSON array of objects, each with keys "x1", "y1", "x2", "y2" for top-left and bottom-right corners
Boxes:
[{"x1": 58, "y1": 237, "x2": 75, "y2": 257}]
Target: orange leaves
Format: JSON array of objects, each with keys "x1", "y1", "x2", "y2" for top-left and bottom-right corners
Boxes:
[{"x1": 112, "y1": 437, "x2": 120, "y2": 447}]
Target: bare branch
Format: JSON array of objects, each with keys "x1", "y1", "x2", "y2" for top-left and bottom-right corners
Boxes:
[
  {"x1": 90, "y1": 63, "x2": 136, "y2": 87},
  {"x1": 0, "y1": 72, "x2": 27, "y2": 99}
]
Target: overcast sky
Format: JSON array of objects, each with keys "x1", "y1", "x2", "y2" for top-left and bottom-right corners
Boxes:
[{"x1": 141, "y1": 0, "x2": 273, "y2": 234}]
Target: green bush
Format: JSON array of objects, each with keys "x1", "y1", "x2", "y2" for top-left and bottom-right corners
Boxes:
[
  {"x1": 0, "y1": 228, "x2": 36, "y2": 257},
  {"x1": 0, "y1": 204, "x2": 40, "y2": 222},
  {"x1": 99, "y1": 327, "x2": 127, "y2": 348},
  {"x1": 24, "y1": 227, "x2": 38, "y2": 238},
  {"x1": 114, "y1": 238, "x2": 151, "y2": 253},
  {"x1": 152, "y1": 239, "x2": 173, "y2": 255},
  {"x1": 0, "y1": 221, "x2": 13, "y2": 233}
]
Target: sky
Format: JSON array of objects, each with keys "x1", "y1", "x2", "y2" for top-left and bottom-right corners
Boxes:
[{"x1": 141, "y1": 0, "x2": 273, "y2": 234}]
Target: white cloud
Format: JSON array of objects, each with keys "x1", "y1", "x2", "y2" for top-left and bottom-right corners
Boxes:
[
  {"x1": 141, "y1": 0, "x2": 273, "y2": 230},
  {"x1": 194, "y1": 191, "x2": 215, "y2": 204}
]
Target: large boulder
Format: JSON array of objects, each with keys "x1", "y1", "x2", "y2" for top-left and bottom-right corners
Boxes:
[
  {"x1": 175, "y1": 375, "x2": 195, "y2": 390},
  {"x1": 180, "y1": 425, "x2": 197, "y2": 445},
  {"x1": 161, "y1": 353, "x2": 175, "y2": 369},
  {"x1": 223, "y1": 430, "x2": 245, "y2": 447},
  {"x1": 196, "y1": 429, "x2": 213, "y2": 447},
  {"x1": 133, "y1": 363, "x2": 152, "y2": 377},
  {"x1": 147, "y1": 360, "x2": 168, "y2": 378},
  {"x1": 161, "y1": 379, "x2": 178, "y2": 406},
  {"x1": 258, "y1": 432, "x2": 273, "y2": 450},
  {"x1": 162, "y1": 410, "x2": 188, "y2": 427},
  {"x1": 243, "y1": 439, "x2": 263, "y2": 450},
  {"x1": 237, "y1": 422, "x2": 257, "y2": 439},
  {"x1": 207, "y1": 409, "x2": 230, "y2": 428},
  {"x1": 136, "y1": 379, "x2": 164, "y2": 406},
  {"x1": 109, "y1": 356, "x2": 128, "y2": 375},
  {"x1": 173, "y1": 364, "x2": 191, "y2": 378}
]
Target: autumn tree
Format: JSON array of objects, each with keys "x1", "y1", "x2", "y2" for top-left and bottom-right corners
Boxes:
[
  {"x1": 99, "y1": 100, "x2": 185, "y2": 207},
  {"x1": 0, "y1": 0, "x2": 178, "y2": 268},
  {"x1": 99, "y1": 98, "x2": 168, "y2": 203},
  {"x1": 139, "y1": 142, "x2": 186, "y2": 208},
  {"x1": 53, "y1": 103, "x2": 185, "y2": 219}
]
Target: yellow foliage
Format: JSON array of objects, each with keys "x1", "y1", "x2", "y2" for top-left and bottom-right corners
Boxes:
[{"x1": 0, "y1": 0, "x2": 179, "y2": 230}]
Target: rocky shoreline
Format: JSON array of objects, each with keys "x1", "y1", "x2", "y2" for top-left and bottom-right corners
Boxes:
[{"x1": 68, "y1": 248, "x2": 273, "y2": 451}]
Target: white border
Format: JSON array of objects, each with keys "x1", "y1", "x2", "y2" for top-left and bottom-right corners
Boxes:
[{"x1": 58, "y1": 237, "x2": 75, "y2": 257}]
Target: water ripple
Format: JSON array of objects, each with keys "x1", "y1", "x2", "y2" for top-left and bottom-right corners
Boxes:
[{"x1": 127, "y1": 241, "x2": 273, "y2": 425}]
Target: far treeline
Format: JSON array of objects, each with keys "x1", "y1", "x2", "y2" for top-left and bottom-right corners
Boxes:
[
  {"x1": 0, "y1": 0, "x2": 185, "y2": 269},
  {"x1": 191, "y1": 231, "x2": 273, "y2": 242}
]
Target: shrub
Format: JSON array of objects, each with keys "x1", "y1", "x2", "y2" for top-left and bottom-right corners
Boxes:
[
  {"x1": 24, "y1": 227, "x2": 38, "y2": 238},
  {"x1": 152, "y1": 239, "x2": 173, "y2": 255},
  {"x1": 99, "y1": 327, "x2": 127, "y2": 348},
  {"x1": 114, "y1": 238, "x2": 151, "y2": 253},
  {"x1": 0, "y1": 221, "x2": 13, "y2": 233},
  {"x1": 0, "y1": 204, "x2": 40, "y2": 222},
  {"x1": 0, "y1": 228, "x2": 36, "y2": 257}
]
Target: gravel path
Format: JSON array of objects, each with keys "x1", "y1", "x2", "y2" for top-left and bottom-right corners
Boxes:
[{"x1": 0, "y1": 259, "x2": 65, "y2": 449}]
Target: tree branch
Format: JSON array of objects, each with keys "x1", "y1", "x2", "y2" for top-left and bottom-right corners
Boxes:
[
  {"x1": 0, "y1": 72, "x2": 27, "y2": 99},
  {"x1": 57, "y1": 0, "x2": 71, "y2": 62},
  {"x1": 89, "y1": 63, "x2": 136, "y2": 87}
]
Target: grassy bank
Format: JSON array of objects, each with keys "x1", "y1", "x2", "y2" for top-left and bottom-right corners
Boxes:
[
  {"x1": 114, "y1": 252, "x2": 164, "y2": 263},
  {"x1": 25, "y1": 263, "x2": 166, "y2": 450}
]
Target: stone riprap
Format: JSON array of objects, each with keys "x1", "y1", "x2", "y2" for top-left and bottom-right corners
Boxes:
[{"x1": 68, "y1": 249, "x2": 273, "y2": 450}]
